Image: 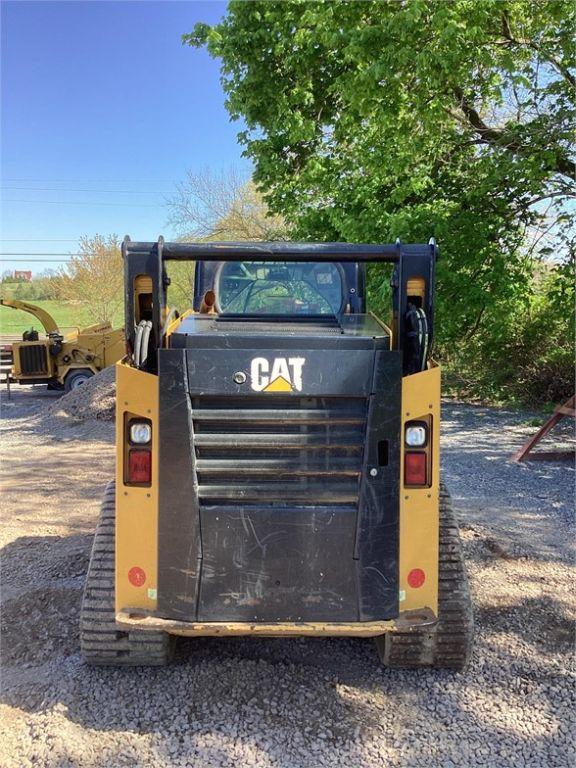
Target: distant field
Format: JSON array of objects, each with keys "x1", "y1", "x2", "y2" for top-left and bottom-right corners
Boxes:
[{"x1": 0, "y1": 300, "x2": 122, "y2": 336}]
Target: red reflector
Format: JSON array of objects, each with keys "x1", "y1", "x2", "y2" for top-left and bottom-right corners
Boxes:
[
  {"x1": 128, "y1": 566, "x2": 146, "y2": 587},
  {"x1": 405, "y1": 451, "x2": 427, "y2": 485},
  {"x1": 408, "y1": 568, "x2": 426, "y2": 589},
  {"x1": 128, "y1": 449, "x2": 151, "y2": 483}
]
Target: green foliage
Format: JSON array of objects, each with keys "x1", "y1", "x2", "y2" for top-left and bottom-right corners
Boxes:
[
  {"x1": 187, "y1": 0, "x2": 575, "y2": 405},
  {"x1": 53, "y1": 235, "x2": 123, "y2": 324},
  {"x1": 1, "y1": 275, "x2": 60, "y2": 302},
  {"x1": 442, "y1": 260, "x2": 575, "y2": 405},
  {"x1": 166, "y1": 261, "x2": 196, "y2": 314}
]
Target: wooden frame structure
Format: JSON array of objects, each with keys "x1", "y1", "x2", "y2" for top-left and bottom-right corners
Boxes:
[{"x1": 511, "y1": 395, "x2": 575, "y2": 462}]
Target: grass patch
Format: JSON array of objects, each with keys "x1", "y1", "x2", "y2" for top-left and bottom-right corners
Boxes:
[{"x1": 0, "y1": 300, "x2": 123, "y2": 335}]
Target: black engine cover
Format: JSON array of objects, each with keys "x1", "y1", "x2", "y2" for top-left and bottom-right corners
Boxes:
[{"x1": 156, "y1": 318, "x2": 401, "y2": 624}]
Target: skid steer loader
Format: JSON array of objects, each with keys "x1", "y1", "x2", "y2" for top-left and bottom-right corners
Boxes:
[{"x1": 80, "y1": 238, "x2": 473, "y2": 669}]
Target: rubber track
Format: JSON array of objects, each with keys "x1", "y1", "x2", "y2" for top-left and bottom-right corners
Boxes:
[
  {"x1": 377, "y1": 483, "x2": 474, "y2": 670},
  {"x1": 80, "y1": 481, "x2": 174, "y2": 666}
]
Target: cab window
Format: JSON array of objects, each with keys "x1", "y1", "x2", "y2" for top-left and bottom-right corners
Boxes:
[{"x1": 216, "y1": 261, "x2": 343, "y2": 316}]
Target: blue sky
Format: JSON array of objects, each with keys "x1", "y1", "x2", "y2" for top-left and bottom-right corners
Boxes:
[{"x1": 1, "y1": 0, "x2": 249, "y2": 274}]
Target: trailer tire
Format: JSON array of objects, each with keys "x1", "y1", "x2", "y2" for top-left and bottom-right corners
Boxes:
[
  {"x1": 64, "y1": 368, "x2": 94, "y2": 392},
  {"x1": 375, "y1": 482, "x2": 474, "y2": 670},
  {"x1": 80, "y1": 481, "x2": 175, "y2": 666}
]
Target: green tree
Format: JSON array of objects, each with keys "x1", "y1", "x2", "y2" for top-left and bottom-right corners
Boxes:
[
  {"x1": 54, "y1": 235, "x2": 123, "y2": 324},
  {"x1": 187, "y1": 0, "x2": 575, "y2": 403}
]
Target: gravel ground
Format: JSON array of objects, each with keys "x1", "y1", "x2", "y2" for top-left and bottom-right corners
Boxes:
[
  {"x1": 1, "y1": 386, "x2": 574, "y2": 768},
  {"x1": 44, "y1": 366, "x2": 115, "y2": 422}
]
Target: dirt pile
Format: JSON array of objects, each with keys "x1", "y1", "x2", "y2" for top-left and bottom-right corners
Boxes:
[{"x1": 45, "y1": 365, "x2": 116, "y2": 421}]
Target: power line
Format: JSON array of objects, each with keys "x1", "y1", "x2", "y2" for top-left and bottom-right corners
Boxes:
[
  {"x1": 1, "y1": 252, "x2": 82, "y2": 256},
  {"x1": 0, "y1": 258, "x2": 72, "y2": 262},
  {"x1": 1, "y1": 187, "x2": 170, "y2": 194},
  {"x1": 3, "y1": 177, "x2": 177, "y2": 183},
  {"x1": 3, "y1": 199, "x2": 160, "y2": 207},
  {"x1": 0, "y1": 239, "x2": 79, "y2": 242}
]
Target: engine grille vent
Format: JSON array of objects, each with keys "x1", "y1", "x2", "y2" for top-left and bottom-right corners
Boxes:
[
  {"x1": 19, "y1": 344, "x2": 49, "y2": 375},
  {"x1": 191, "y1": 395, "x2": 368, "y2": 506}
]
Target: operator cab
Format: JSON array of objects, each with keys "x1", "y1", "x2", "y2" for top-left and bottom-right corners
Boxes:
[
  {"x1": 193, "y1": 259, "x2": 366, "y2": 316},
  {"x1": 170, "y1": 258, "x2": 387, "y2": 346}
]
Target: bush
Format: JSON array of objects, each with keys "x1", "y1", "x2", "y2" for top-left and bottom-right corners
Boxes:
[{"x1": 439, "y1": 262, "x2": 575, "y2": 407}]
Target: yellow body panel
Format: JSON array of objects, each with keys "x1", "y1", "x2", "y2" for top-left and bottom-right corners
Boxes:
[
  {"x1": 115, "y1": 362, "x2": 159, "y2": 613},
  {"x1": 11, "y1": 341, "x2": 54, "y2": 379},
  {"x1": 74, "y1": 326, "x2": 125, "y2": 371},
  {"x1": 399, "y1": 365, "x2": 441, "y2": 614},
  {"x1": 166, "y1": 308, "x2": 193, "y2": 337},
  {"x1": 8, "y1": 322, "x2": 124, "y2": 385}
]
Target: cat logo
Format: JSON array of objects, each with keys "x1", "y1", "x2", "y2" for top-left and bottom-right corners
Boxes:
[{"x1": 250, "y1": 357, "x2": 305, "y2": 392}]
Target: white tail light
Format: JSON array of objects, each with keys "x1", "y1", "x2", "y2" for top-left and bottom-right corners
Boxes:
[
  {"x1": 405, "y1": 424, "x2": 427, "y2": 448},
  {"x1": 130, "y1": 421, "x2": 152, "y2": 445}
]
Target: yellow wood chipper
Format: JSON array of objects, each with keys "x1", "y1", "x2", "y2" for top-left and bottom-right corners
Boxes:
[{"x1": 0, "y1": 298, "x2": 124, "y2": 391}]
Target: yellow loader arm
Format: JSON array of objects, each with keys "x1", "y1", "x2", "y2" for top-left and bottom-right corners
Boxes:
[{"x1": 0, "y1": 298, "x2": 60, "y2": 335}]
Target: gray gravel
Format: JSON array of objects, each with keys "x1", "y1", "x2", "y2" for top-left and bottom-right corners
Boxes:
[
  {"x1": 44, "y1": 365, "x2": 116, "y2": 422},
  {"x1": 1, "y1": 390, "x2": 574, "y2": 767}
]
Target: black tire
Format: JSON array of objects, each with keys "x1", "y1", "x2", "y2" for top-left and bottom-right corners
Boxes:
[
  {"x1": 80, "y1": 481, "x2": 174, "y2": 666},
  {"x1": 376, "y1": 483, "x2": 474, "y2": 670},
  {"x1": 64, "y1": 368, "x2": 94, "y2": 393}
]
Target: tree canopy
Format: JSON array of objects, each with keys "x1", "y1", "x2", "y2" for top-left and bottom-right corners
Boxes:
[
  {"x1": 53, "y1": 235, "x2": 123, "y2": 324},
  {"x1": 167, "y1": 167, "x2": 286, "y2": 242},
  {"x1": 187, "y1": 0, "x2": 575, "y2": 404},
  {"x1": 166, "y1": 167, "x2": 287, "y2": 310}
]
